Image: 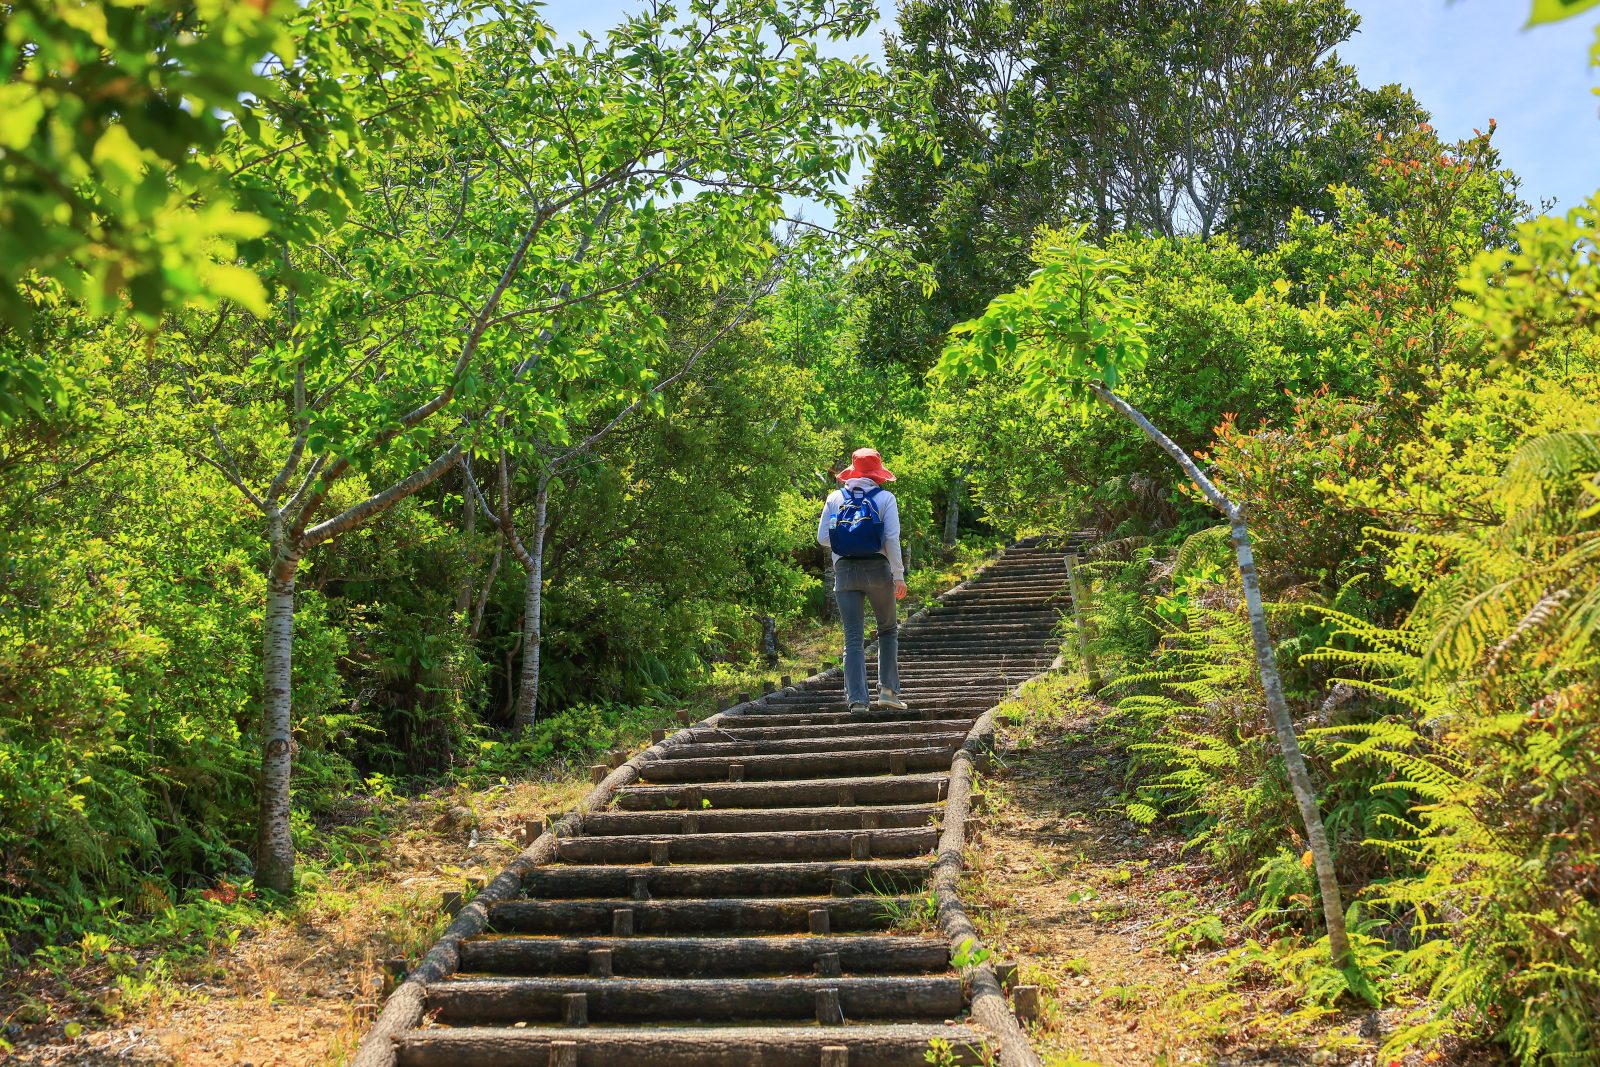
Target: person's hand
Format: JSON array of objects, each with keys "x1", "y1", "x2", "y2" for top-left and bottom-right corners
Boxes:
[{"x1": 894, "y1": 580, "x2": 908, "y2": 601}]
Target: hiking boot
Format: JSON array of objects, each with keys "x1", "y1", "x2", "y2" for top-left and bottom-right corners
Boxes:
[
  {"x1": 848, "y1": 702, "x2": 870, "y2": 715},
  {"x1": 876, "y1": 687, "x2": 909, "y2": 711}
]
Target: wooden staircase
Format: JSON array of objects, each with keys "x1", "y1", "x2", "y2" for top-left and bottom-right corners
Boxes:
[{"x1": 367, "y1": 540, "x2": 1079, "y2": 1067}]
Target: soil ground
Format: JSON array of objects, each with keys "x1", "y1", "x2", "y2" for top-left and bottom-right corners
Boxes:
[{"x1": 969, "y1": 673, "x2": 1505, "y2": 1067}]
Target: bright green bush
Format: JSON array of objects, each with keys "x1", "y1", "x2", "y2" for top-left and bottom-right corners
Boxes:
[{"x1": 0, "y1": 447, "x2": 336, "y2": 930}]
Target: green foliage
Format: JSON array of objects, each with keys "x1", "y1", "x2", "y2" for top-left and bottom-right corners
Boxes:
[
  {"x1": 7, "y1": 0, "x2": 1600, "y2": 1060},
  {"x1": 0, "y1": 0, "x2": 458, "y2": 418},
  {"x1": 0, "y1": 0, "x2": 903, "y2": 940},
  {"x1": 939, "y1": 225, "x2": 1150, "y2": 413},
  {"x1": 0, "y1": 443, "x2": 313, "y2": 928},
  {"x1": 1309, "y1": 392, "x2": 1600, "y2": 1062},
  {"x1": 1458, "y1": 194, "x2": 1600, "y2": 366},
  {"x1": 1012, "y1": 137, "x2": 1597, "y2": 1059},
  {"x1": 931, "y1": 222, "x2": 1375, "y2": 537},
  {"x1": 1107, "y1": 588, "x2": 1309, "y2": 882},
  {"x1": 1229, "y1": 906, "x2": 1397, "y2": 1010},
  {"x1": 853, "y1": 0, "x2": 1426, "y2": 378},
  {"x1": 1, "y1": 0, "x2": 290, "y2": 322},
  {"x1": 1203, "y1": 392, "x2": 1390, "y2": 587},
  {"x1": 1527, "y1": 0, "x2": 1600, "y2": 26}
]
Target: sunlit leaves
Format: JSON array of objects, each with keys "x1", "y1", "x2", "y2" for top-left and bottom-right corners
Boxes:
[
  {"x1": 0, "y1": 0, "x2": 460, "y2": 426},
  {"x1": 935, "y1": 225, "x2": 1150, "y2": 415},
  {"x1": 1457, "y1": 194, "x2": 1600, "y2": 363},
  {"x1": 1525, "y1": 0, "x2": 1600, "y2": 26}
]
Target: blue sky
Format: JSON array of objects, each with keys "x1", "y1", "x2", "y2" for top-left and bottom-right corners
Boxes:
[{"x1": 542, "y1": 0, "x2": 1599, "y2": 214}]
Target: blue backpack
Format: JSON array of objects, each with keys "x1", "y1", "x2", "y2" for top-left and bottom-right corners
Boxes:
[{"x1": 828, "y1": 486, "x2": 887, "y2": 559}]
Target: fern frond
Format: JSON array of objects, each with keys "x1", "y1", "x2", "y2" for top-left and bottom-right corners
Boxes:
[{"x1": 1173, "y1": 525, "x2": 1231, "y2": 577}]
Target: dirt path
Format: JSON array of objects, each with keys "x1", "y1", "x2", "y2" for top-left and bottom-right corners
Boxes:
[{"x1": 0, "y1": 774, "x2": 591, "y2": 1066}]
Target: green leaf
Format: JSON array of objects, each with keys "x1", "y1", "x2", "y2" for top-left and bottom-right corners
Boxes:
[
  {"x1": 200, "y1": 263, "x2": 269, "y2": 315},
  {"x1": 1526, "y1": 0, "x2": 1600, "y2": 24},
  {"x1": 0, "y1": 85, "x2": 46, "y2": 150}
]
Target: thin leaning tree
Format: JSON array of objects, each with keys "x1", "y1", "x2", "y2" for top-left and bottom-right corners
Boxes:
[{"x1": 936, "y1": 228, "x2": 1353, "y2": 969}]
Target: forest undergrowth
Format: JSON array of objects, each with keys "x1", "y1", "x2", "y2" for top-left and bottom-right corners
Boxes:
[
  {"x1": 0, "y1": 619, "x2": 860, "y2": 1064},
  {"x1": 974, "y1": 674, "x2": 1511, "y2": 1067}
]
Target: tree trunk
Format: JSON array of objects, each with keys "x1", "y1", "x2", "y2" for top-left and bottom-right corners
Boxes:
[
  {"x1": 469, "y1": 533, "x2": 502, "y2": 643},
  {"x1": 940, "y1": 476, "x2": 963, "y2": 559},
  {"x1": 761, "y1": 616, "x2": 779, "y2": 668},
  {"x1": 1228, "y1": 510, "x2": 1352, "y2": 966},
  {"x1": 1065, "y1": 552, "x2": 1102, "y2": 693},
  {"x1": 1089, "y1": 382, "x2": 1351, "y2": 968},
  {"x1": 256, "y1": 547, "x2": 299, "y2": 894},
  {"x1": 512, "y1": 480, "x2": 550, "y2": 734},
  {"x1": 456, "y1": 470, "x2": 477, "y2": 619}
]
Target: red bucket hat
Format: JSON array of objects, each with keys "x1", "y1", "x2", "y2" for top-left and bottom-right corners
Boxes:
[{"x1": 837, "y1": 448, "x2": 896, "y2": 484}]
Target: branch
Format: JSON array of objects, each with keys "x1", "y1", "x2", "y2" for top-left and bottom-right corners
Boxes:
[
  {"x1": 290, "y1": 209, "x2": 554, "y2": 529},
  {"x1": 265, "y1": 353, "x2": 308, "y2": 507},
  {"x1": 495, "y1": 448, "x2": 537, "y2": 569},
  {"x1": 37, "y1": 450, "x2": 117, "y2": 497},
  {"x1": 470, "y1": 531, "x2": 503, "y2": 641},
  {"x1": 458, "y1": 453, "x2": 501, "y2": 525},
  {"x1": 551, "y1": 271, "x2": 768, "y2": 473},
  {"x1": 282, "y1": 453, "x2": 327, "y2": 519},
  {"x1": 194, "y1": 450, "x2": 266, "y2": 510},
  {"x1": 299, "y1": 442, "x2": 463, "y2": 551},
  {"x1": 1088, "y1": 381, "x2": 1233, "y2": 517},
  {"x1": 503, "y1": 195, "x2": 624, "y2": 380}
]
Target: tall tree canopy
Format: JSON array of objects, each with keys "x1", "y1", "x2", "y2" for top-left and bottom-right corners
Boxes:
[{"x1": 852, "y1": 0, "x2": 1427, "y2": 372}]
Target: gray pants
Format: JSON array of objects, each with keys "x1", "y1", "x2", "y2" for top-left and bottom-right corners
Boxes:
[{"x1": 834, "y1": 557, "x2": 900, "y2": 706}]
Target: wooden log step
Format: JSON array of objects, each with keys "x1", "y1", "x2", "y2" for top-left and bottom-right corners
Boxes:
[
  {"x1": 747, "y1": 698, "x2": 993, "y2": 717},
  {"x1": 895, "y1": 636, "x2": 1057, "y2": 646},
  {"x1": 457, "y1": 934, "x2": 949, "y2": 978},
  {"x1": 964, "y1": 581, "x2": 1063, "y2": 589},
  {"x1": 919, "y1": 611, "x2": 1060, "y2": 624},
  {"x1": 926, "y1": 597, "x2": 1062, "y2": 608},
  {"x1": 522, "y1": 857, "x2": 930, "y2": 898},
  {"x1": 659, "y1": 731, "x2": 968, "y2": 760},
  {"x1": 425, "y1": 975, "x2": 965, "y2": 1025},
  {"x1": 616, "y1": 773, "x2": 949, "y2": 811},
  {"x1": 921, "y1": 620, "x2": 1056, "y2": 631},
  {"x1": 905, "y1": 620, "x2": 1059, "y2": 632},
  {"x1": 393, "y1": 1023, "x2": 990, "y2": 1067},
  {"x1": 718, "y1": 710, "x2": 979, "y2": 729},
  {"x1": 857, "y1": 659, "x2": 1056, "y2": 675},
  {"x1": 693, "y1": 719, "x2": 977, "y2": 743},
  {"x1": 889, "y1": 648, "x2": 1054, "y2": 661},
  {"x1": 780, "y1": 667, "x2": 1047, "y2": 683},
  {"x1": 637, "y1": 746, "x2": 957, "y2": 784},
  {"x1": 577, "y1": 803, "x2": 940, "y2": 837},
  {"x1": 845, "y1": 670, "x2": 1044, "y2": 684},
  {"x1": 870, "y1": 673, "x2": 1040, "y2": 686},
  {"x1": 862, "y1": 675, "x2": 1038, "y2": 688},
  {"x1": 959, "y1": 580, "x2": 1062, "y2": 589},
  {"x1": 942, "y1": 581, "x2": 1066, "y2": 591},
  {"x1": 555, "y1": 826, "x2": 937, "y2": 865},
  {"x1": 937, "y1": 594, "x2": 1066, "y2": 607},
  {"x1": 487, "y1": 895, "x2": 921, "y2": 935},
  {"x1": 897, "y1": 635, "x2": 1059, "y2": 648}
]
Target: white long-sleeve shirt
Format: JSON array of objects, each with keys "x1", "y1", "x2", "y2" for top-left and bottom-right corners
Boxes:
[{"x1": 817, "y1": 477, "x2": 905, "y2": 581}]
